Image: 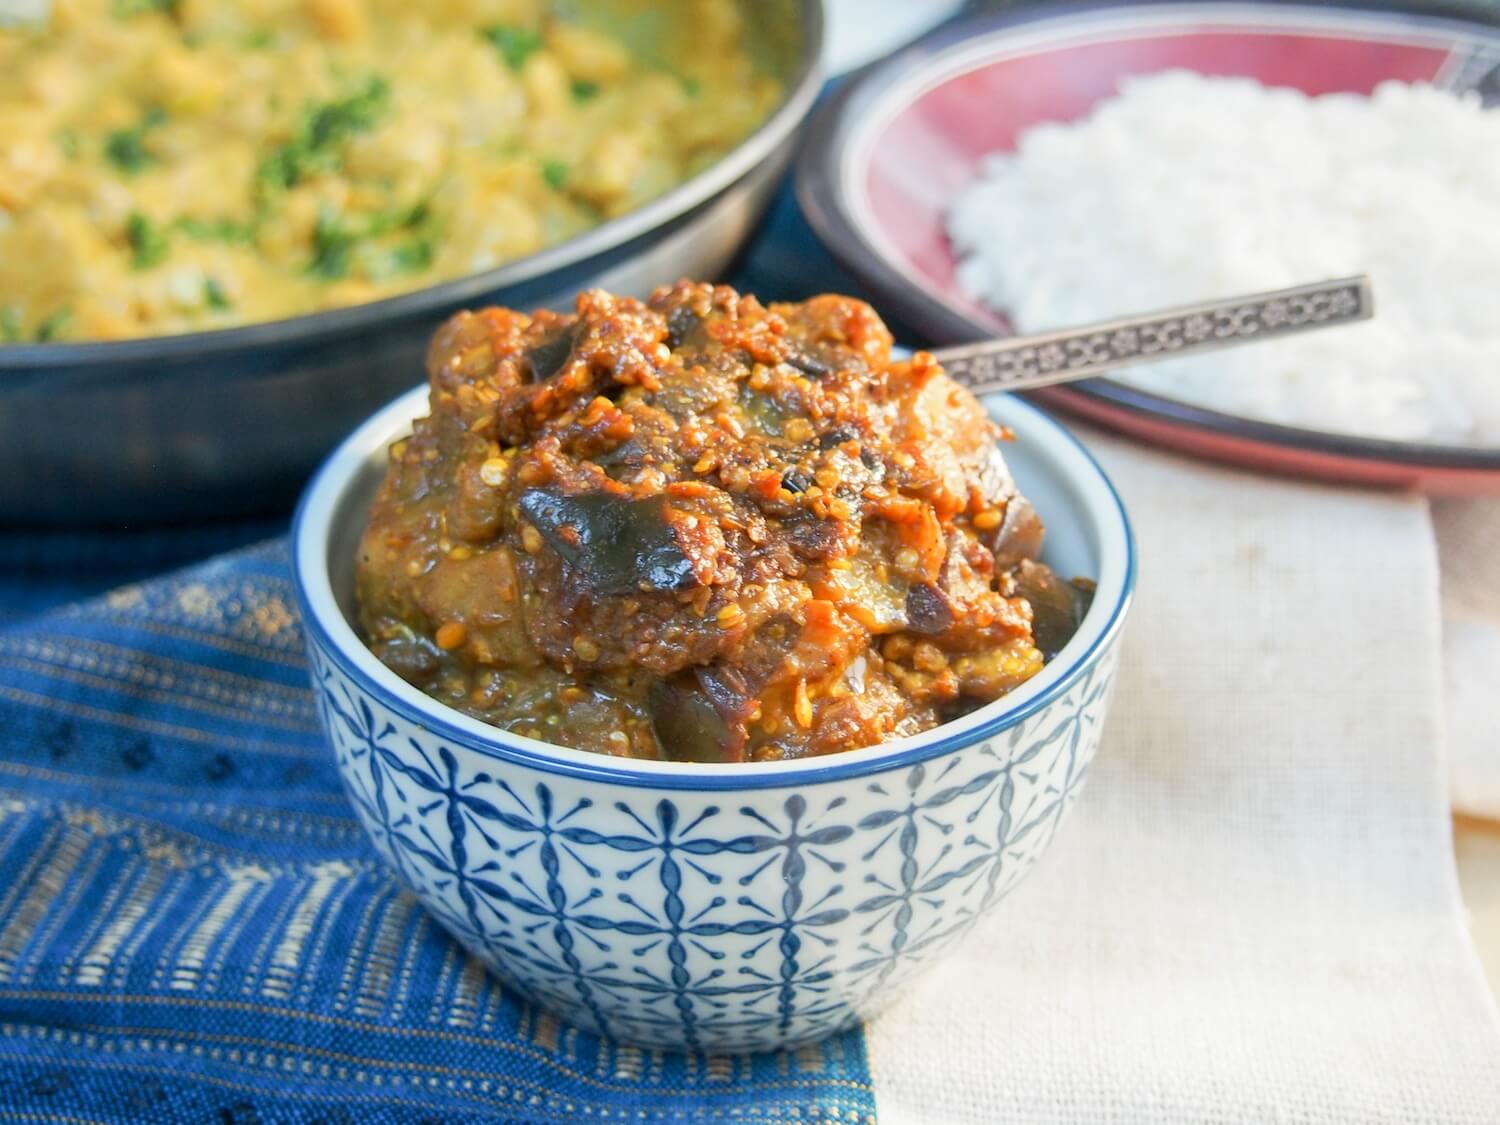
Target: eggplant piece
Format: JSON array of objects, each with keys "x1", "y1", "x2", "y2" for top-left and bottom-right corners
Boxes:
[
  {"x1": 780, "y1": 468, "x2": 813, "y2": 494},
  {"x1": 521, "y1": 324, "x2": 580, "y2": 383},
  {"x1": 989, "y1": 495, "x2": 1045, "y2": 569},
  {"x1": 649, "y1": 678, "x2": 731, "y2": 763},
  {"x1": 665, "y1": 305, "x2": 704, "y2": 350},
  {"x1": 518, "y1": 489, "x2": 699, "y2": 596},
  {"x1": 969, "y1": 443, "x2": 1043, "y2": 565},
  {"x1": 370, "y1": 631, "x2": 441, "y2": 683},
  {"x1": 697, "y1": 665, "x2": 757, "y2": 723},
  {"x1": 905, "y1": 582, "x2": 953, "y2": 635},
  {"x1": 784, "y1": 349, "x2": 833, "y2": 378},
  {"x1": 647, "y1": 666, "x2": 753, "y2": 763},
  {"x1": 785, "y1": 514, "x2": 851, "y2": 561},
  {"x1": 974, "y1": 443, "x2": 1016, "y2": 506},
  {"x1": 819, "y1": 424, "x2": 859, "y2": 450},
  {"x1": 905, "y1": 532, "x2": 988, "y2": 636},
  {"x1": 1014, "y1": 559, "x2": 1091, "y2": 659}
]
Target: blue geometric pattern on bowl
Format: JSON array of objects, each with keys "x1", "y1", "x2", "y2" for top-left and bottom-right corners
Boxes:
[{"x1": 310, "y1": 639, "x2": 1119, "y2": 1052}]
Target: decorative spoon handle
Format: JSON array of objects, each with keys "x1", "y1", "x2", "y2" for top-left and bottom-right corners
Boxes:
[{"x1": 931, "y1": 275, "x2": 1374, "y2": 396}]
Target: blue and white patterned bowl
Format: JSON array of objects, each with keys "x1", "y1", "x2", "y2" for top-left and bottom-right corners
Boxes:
[{"x1": 291, "y1": 383, "x2": 1135, "y2": 1052}]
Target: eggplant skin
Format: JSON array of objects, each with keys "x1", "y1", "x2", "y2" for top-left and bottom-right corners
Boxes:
[
  {"x1": 1014, "y1": 560, "x2": 1092, "y2": 659},
  {"x1": 905, "y1": 582, "x2": 954, "y2": 635},
  {"x1": 521, "y1": 325, "x2": 581, "y2": 382},
  {"x1": 519, "y1": 489, "x2": 699, "y2": 596},
  {"x1": 647, "y1": 676, "x2": 732, "y2": 763}
]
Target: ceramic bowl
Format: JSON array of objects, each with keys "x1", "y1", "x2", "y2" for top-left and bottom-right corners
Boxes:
[{"x1": 290, "y1": 383, "x2": 1135, "y2": 1052}]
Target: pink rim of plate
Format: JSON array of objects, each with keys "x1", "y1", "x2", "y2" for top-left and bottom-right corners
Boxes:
[{"x1": 796, "y1": 0, "x2": 1500, "y2": 493}]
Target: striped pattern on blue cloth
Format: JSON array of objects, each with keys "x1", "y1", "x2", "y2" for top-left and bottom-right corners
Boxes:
[{"x1": 0, "y1": 542, "x2": 877, "y2": 1124}]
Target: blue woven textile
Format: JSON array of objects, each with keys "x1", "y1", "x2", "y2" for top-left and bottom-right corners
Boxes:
[
  {"x1": 0, "y1": 118, "x2": 897, "y2": 1125},
  {"x1": 0, "y1": 520, "x2": 287, "y2": 628},
  {"x1": 0, "y1": 542, "x2": 876, "y2": 1122}
]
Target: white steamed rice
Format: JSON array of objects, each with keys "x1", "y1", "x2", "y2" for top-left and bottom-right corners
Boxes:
[{"x1": 946, "y1": 71, "x2": 1500, "y2": 446}]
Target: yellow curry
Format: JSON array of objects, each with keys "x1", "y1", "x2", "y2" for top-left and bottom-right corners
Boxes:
[{"x1": 0, "y1": 0, "x2": 781, "y2": 342}]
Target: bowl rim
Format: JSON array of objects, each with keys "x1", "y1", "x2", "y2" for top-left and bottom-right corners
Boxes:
[
  {"x1": 291, "y1": 379, "x2": 1135, "y2": 791},
  {"x1": 0, "y1": 0, "x2": 824, "y2": 373},
  {"x1": 793, "y1": 0, "x2": 1500, "y2": 473}
]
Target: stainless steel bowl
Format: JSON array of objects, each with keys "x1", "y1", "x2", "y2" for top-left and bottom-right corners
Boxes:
[{"x1": 1, "y1": 0, "x2": 823, "y2": 526}]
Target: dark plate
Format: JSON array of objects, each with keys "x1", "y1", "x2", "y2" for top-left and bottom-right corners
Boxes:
[{"x1": 796, "y1": 0, "x2": 1500, "y2": 493}]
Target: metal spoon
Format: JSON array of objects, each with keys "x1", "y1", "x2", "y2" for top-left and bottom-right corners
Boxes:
[{"x1": 930, "y1": 275, "x2": 1373, "y2": 396}]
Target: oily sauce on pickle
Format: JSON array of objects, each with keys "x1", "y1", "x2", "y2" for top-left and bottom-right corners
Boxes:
[{"x1": 356, "y1": 282, "x2": 1091, "y2": 763}]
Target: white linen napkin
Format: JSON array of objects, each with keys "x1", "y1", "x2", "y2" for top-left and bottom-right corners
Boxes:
[
  {"x1": 866, "y1": 432, "x2": 1500, "y2": 1123},
  {"x1": 1435, "y1": 500, "x2": 1500, "y2": 820}
]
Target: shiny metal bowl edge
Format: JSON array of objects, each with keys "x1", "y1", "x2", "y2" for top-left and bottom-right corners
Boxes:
[{"x1": 1, "y1": 0, "x2": 824, "y2": 525}]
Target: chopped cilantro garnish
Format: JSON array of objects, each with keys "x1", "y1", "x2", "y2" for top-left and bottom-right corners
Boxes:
[
  {"x1": 681, "y1": 76, "x2": 703, "y2": 99},
  {"x1": 0, "y1": 307, "x2": 21, "y2": 343},
  {"x1": 112, "y1": 0, "x2": 179, "y2": 17},
  {"x1": 307, "y1": 76, "x2": 388, "y2": 150},
  {"x1": 361, "y1": 200, "x2": 427, "y2": 239},
  {"x1": 307, "y1": 201, "x2": 436, "y2": 281},
  {"x1": 308, "y1": 207, "x2": 357, "y2": 280},
  {"x1": 56, "y1": 130, "x2": 80, "y2": 159},
  {"x1": 125, "y1": 212, "x2": 169, "y2": 270},
  {"x1": 481, "y1": 25, "x2": 543, "y2": 71},
  {"x1": 176, "y1": 216, "x2": 256, "y2": 244},
  {"x1": 542, "y1": 159, "x2": 568, "y2": 191},
  {"x1": 571, "y1": 79, "x2": 601, "y2": 102},
  {"x1": 203, "y1": 278, "x2": 233, "y2": 311},
  {"x1": 105, "y1": 107, "x2": 168, "y2": 174},
  {"x1": 390, "y1": 237, "x2": 434, "y2": 274},
  {"x1": 404, "y1": 200, "x2": 431, "y2": 229},
  {"x1": 35, "y1": 308, "x2": 73, "y2": 343},
  {"x1": 257, "y1": 77, "x2": 390, "y2": 194}
]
